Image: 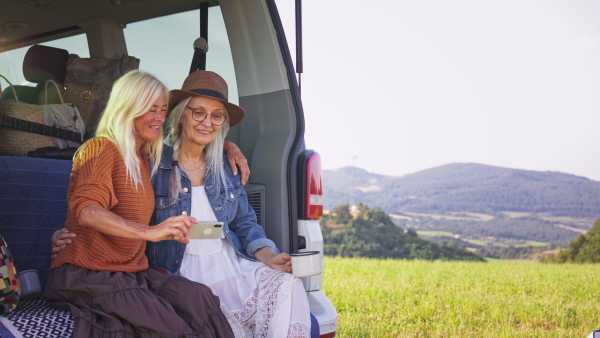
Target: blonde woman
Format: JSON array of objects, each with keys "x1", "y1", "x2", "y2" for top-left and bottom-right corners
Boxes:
[{"x1": 45, "y1": 70, "x2": 234, "y2": 337}]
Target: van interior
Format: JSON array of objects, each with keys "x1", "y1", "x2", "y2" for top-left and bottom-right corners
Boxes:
[{"x1": 0, "y1": 0, "x2": 337, "y2": 336}]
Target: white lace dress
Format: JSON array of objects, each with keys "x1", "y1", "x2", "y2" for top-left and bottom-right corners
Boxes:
[{"x1": 179, "y1": 186, "x2": 311, "y2": 338}]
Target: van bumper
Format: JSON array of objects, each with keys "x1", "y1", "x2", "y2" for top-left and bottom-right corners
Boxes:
[{"x1": 308, "y1": 290, "x2": 338, "y2": 337}]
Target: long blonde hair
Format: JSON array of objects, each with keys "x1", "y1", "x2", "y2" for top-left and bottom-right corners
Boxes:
[
  {"x1": 95, "y1": 70, "x2": 168, "y2": 187},
  {"x1": 166, "y1": 97, "x2": 229, "y2": 201}
]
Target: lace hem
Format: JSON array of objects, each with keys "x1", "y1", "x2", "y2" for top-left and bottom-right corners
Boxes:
[
  {"x1": 230, "y1": 268, "x2": 296, "y2": 337},
  {"x1": 220, "y1": 303, "x2": 247, "y2": 338},
  {"x1": 287, "y1": 322, "x2": 311, "y2": 338}
]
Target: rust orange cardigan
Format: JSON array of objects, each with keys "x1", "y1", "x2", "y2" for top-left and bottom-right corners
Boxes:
[{"x1": 51, "y1": 137, "x2": 154, "y2": 272}]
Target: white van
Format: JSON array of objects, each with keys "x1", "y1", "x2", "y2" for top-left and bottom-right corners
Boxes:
[{"x1": 0, "y1": 0, "x2": 337, "y2": 336}]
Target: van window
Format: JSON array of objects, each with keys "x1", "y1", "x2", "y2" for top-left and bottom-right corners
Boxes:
[
  {"x1": 0, "y1": 6, "x2": 237, "y2": 104},
  {"x1": 125, "y1": 6, "x2": 238, "y2": 104},
  {"x1": 0, "y1": 34, "x2": 88, "y2": 89}
]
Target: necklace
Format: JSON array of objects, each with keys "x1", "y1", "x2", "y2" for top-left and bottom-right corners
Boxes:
[{"x1": 179, "y1": 160, "x2": 204, "y2": 171}]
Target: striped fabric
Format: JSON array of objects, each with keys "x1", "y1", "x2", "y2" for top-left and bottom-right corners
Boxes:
[{"x1": 0, "y1": 235, "x2": 20, "y2": 314}]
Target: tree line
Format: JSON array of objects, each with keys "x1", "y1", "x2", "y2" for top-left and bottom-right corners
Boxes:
[
  {"x1": 424, "y1": 236, "x2": 563, "y2": 260},
  {"x1": 395, "y1": 215, "x2": 582, "y2": 245},
  {"x1": 543, "y1": 218, "x2": 600, "y2": 263}
]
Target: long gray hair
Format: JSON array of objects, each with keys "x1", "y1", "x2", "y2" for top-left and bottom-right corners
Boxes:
[{"x1": 166, "y1": 97, "x2": 230, "y2": 201}]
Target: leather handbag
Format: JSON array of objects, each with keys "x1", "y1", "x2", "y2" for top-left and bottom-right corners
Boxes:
[{"x1": 62, "y1": 55, "x2": 140, "y2": 136}]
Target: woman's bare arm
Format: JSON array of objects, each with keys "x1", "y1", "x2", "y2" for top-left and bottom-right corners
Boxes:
[
  {"x1": 51, "y1": 204, "x2": 198, "y2": 258},
  {"x1": 78, "y1": 204, "x2": 196, "y2": 242}
]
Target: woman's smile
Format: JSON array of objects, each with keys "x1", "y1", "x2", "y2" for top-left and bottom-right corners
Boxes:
[{"x1": 181, "y1": 96, "x2": 225, "y2": 147}]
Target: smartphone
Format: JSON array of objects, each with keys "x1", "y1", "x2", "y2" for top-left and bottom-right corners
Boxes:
[{"x1": 174, "y1": 221, "x2": 224, "y2": 240}]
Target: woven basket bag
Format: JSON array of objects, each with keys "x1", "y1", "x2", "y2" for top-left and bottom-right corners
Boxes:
[{"x1": 0, "y1": 75, "x2": 59, "y2": 156}]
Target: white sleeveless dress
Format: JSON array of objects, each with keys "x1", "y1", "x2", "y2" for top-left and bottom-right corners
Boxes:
[{"x1": 178, "y1": 186, "x2": 311, "y2": 338}]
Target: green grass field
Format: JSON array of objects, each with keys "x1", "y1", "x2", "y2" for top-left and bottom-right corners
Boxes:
[{"x1": 322, "y1": 257, "x2": 600, "y2": 337}]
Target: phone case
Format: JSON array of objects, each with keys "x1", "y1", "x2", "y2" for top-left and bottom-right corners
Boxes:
[{"x1": 186, "y1": 221, "x2": 224, "y2": 239}]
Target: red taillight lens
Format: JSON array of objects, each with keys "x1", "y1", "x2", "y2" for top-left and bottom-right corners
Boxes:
[{"x1": 305, "y1": 153, "x2": 323, "y2": 220}]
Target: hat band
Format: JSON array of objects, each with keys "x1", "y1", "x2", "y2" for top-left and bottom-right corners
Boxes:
[{"x1": 189, "y1": 88, "x2": 228, "y2": 102}]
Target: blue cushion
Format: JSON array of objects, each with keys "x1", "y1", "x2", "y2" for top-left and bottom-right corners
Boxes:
[{"x1": 0, "y1": 156, "x2": 72, "y2": 289}]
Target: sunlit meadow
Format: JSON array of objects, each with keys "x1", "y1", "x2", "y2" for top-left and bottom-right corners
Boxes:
[{"x1": 322, "y1": 257, "x2": 600, "y2": 337}]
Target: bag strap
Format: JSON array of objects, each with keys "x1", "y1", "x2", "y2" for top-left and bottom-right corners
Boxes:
[
  {"x1": 0, "y1": 113, "x2": 83, "y2": 142},
  {"x1": 44, "y1": 80, "x2": 65, "y2": 105},
  {"x1": 0, "y1": 74, "x2": 20, "y2": 104}
]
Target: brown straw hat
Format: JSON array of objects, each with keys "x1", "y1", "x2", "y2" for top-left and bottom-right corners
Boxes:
[{"x1": 170, "y1": 70, "x2": 245, "y2": 126}]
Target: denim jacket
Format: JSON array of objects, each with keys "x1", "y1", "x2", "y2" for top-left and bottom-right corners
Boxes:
[{"x1": 145, "y1": 145, "x2": 278, "y2": 274}]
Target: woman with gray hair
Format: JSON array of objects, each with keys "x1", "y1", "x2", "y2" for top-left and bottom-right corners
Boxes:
[{"x1": 146, "y1": 70, "x2": 312, "y2": 337}]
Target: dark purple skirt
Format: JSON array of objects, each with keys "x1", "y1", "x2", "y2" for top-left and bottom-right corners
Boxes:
[{"x1": 44, "y1": 264, "x2": 234, "y2": 338}]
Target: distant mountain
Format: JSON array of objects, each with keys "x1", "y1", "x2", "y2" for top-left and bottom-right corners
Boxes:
[
  {"x1": 324, "y1": 163, "x2": 600, "y2": 218},
  {"x1": 323, "y1": 163, "x2": 600, "y2": 245}
]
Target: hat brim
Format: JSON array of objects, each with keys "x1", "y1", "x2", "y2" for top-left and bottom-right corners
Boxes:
[{"x1": 169, "y1": 89, "x2": 246, "y2": 127}]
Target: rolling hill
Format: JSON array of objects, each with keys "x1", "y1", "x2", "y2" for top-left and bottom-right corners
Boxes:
[{"x1": 323, "y1": 163, "x2": 600, "y2": 245}]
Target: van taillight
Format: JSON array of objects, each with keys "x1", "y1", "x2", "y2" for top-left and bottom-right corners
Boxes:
[{"x1": 305, "y1": 152, "x2": 323, "y2": 220}]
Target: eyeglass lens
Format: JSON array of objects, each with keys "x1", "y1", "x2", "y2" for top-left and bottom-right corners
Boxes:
[{"x1": 188, "y1": 106, "x2": 226, "y2": 125}]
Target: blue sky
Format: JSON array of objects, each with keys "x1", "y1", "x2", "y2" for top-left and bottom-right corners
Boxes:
[
  {"x1": 2, "y1": 1, "x2": 599, "y2": 181},
  {"x1": 275, "y1": 0, "x2": 600, "y2": 180}
]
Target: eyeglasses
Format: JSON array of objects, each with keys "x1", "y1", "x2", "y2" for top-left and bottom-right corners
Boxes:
[{"x1": 186, "y1": 106, "x2": 227, "y2": 126}]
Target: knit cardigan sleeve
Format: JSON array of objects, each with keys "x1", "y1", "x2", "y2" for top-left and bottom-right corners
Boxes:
[{"x1": 68, "y1": 138, "x2": 120, "y2": 218}]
